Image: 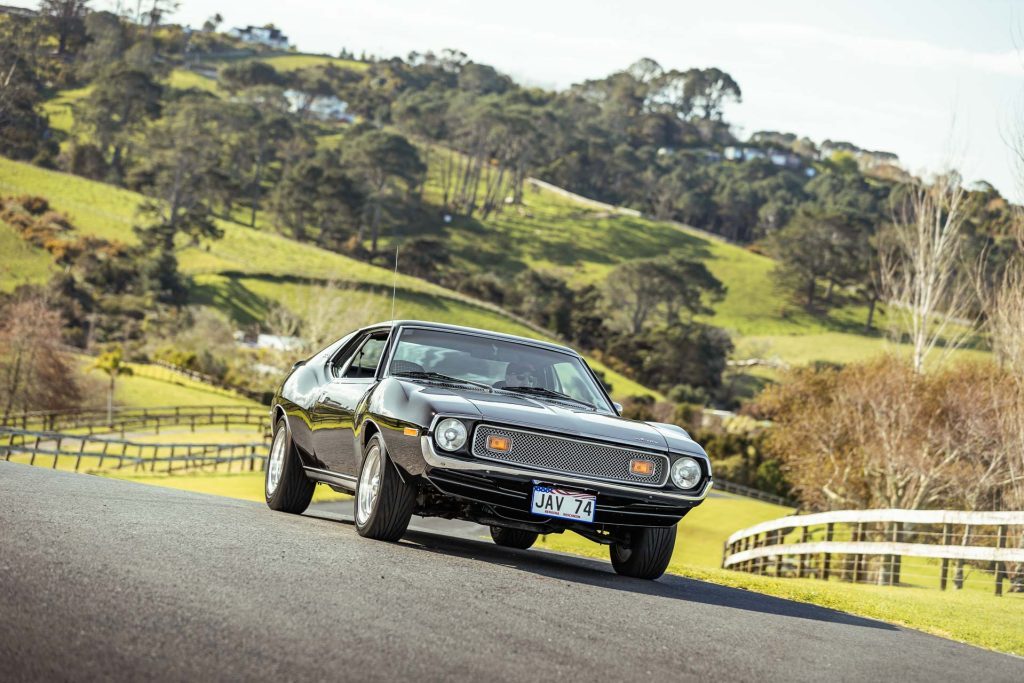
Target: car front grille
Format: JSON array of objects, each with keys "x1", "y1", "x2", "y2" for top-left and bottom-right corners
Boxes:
[{"x1": 471, "y1": 424, "x2": 669, "y2": 487}]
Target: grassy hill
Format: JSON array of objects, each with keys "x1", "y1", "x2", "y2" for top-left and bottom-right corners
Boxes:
[
  {"x1": 10, "y1": 69, "x2": 989, "y2": 390},
  {"x1": 398, "y1": 151, "x2": 989, "y2": 369},
  {"x1": 0, "y1": 156, "x2": 654, "y2": 398}
]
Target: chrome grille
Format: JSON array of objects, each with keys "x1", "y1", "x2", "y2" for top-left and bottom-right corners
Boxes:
[{"x1": 471, "y1": 424, "x2": 669, "y2": 487}]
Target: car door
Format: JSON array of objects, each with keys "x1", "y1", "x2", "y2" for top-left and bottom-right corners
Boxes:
[{"x1": 311, "y1": 330, "x2": 390, "y2": 475}]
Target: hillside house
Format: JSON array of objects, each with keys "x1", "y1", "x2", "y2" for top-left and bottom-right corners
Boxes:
[
  {"x1": 228, "y1": 25, "x2": 290, "y2": 49},
  {"x1": 284, "y1": 89, "x2": 353, "y2": 122}
]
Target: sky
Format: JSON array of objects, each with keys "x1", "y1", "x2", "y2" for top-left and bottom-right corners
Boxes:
[{"x1": 20, "y1": 0, "x2": 1024, "y2": 199}]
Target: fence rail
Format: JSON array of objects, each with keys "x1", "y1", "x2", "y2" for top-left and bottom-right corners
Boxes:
[
  {"x1": 1, "y1": 405, "x2": 271, "y2": 439},
  {"x1": 722, "y1": 509, "x2": 1024, "y2": 595},
  {"x1": 0, "y1": 427, "x2": 267, "y2": 475}
]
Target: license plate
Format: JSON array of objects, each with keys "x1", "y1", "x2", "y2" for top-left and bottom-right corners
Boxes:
[{"x1": 531, "y1": 485, "x2": 596, "y2": 523}]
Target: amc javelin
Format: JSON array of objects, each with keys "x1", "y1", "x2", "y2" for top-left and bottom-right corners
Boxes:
[{"x1": 266, "y1": 320, "x2": 712, "y2": 579}]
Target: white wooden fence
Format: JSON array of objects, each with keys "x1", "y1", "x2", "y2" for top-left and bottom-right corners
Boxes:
[{"x1": 722, "y1": 509, "x2": 1024, "y2": 595}]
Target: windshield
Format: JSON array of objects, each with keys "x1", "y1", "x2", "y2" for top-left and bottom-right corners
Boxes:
[{"x1": 387, "y1": 327, "x2": 614, "y2": 412}]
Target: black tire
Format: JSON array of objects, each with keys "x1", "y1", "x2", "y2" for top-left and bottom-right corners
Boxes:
[
  {"x1": 609, "y1": 525, "x2": 677, "y2": 580},
  {"x1": 489, "y1": 525, "x2": 539, "y2": 550},
  {"x1": 265, "y1": 418, "x2": 315, "y2": 514},
  {"x1": 354, "y1": 433, "x2": 416, "y2": 542}
]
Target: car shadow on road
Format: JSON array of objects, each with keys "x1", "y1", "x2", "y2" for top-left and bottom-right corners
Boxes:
[
  {"x1": 305, "y1": 507, "x2": 895, "y2": 632},
  {"x1": 399, "y1": 529, "x2": 895, "y2": 631}
]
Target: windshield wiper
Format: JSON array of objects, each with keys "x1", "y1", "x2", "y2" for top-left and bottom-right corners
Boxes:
[
  {"x1": 392, "y1": 371, "x2": 493, "y2": 392},
  {"x1": 499, "y1": 386, "x2": 594, "y2": 410}
]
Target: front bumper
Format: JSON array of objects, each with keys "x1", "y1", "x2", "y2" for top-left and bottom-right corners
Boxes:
[{"x1": 419, "y1": 437, "x2": 712, "y2": 526}]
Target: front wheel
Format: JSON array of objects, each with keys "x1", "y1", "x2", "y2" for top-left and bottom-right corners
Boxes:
[
  {"x1": 354, "y1": 434, "x2": 416, "y2": 542},
  {"x1": 265, "y1": 418, "x2": 314, "y2": 514},
  {"x1": 609, "y1": 525, "x2": 677, "y2": 580}
]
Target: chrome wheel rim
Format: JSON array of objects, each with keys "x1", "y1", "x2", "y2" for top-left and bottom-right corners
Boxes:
[
  {"x1": 266, "y1": 428, "x2": 287, "y2": 497},
  {"x1": 356, "y1": 445, "x2": 382, "y2": 525}
]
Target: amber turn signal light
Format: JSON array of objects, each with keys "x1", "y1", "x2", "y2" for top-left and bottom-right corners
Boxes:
[
  {"x1": 403, "y1": 427, "x2": 419, "y2": 437},
  {"x1": 630, "y1": 459, "x2": 655, "y2": 476},
  {"x1": 486, "y1": 435, "x2": 511, "y2": 452}
]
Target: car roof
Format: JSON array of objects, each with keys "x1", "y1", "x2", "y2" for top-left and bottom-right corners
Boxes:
[{"x1": 371, "y1": 320, "x2": 578, "y2": 355}]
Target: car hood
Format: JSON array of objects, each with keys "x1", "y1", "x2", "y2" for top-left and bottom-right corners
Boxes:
[{"x1": 402, "y1": 381, "x2": 705, "y2": 456}]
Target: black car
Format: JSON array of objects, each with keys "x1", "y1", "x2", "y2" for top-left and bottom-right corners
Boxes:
[{"x1": 266, "y1": 320, "x2": 712, "y2": 579}]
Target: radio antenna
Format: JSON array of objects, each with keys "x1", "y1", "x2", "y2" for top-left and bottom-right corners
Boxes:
[{"x1": 390, "y1": 242, "x2": 400, "y2": 321}]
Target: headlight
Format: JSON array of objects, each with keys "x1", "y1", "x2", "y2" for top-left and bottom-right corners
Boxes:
[
  {"x1": 670, "y1": 457, "x2": 702, "y2": 489},
  {"x1": 434, "y1": 418, "x2": 467, "y2": 451}
]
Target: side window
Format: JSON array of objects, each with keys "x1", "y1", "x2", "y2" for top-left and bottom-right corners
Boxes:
[{"x1": 340, "y1": 334, "x2": 388, "y2": 379}]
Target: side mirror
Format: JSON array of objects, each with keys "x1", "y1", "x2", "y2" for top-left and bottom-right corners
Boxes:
[{"x1": 612, "y1": 401, "x2": 623, "y2": 415}]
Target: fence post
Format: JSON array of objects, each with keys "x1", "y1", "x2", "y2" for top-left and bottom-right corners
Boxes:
[
  {"x1": 888, "y1": 521, "x2": 902, "y2": 586},
  {"x1": 823, "y1": 522, "x2": 834, "y2": 581},
  {"x1": 995, "y1": 524, "x2": 1008, "y2": 597},
  {"x1": 797, "y1": 526, "x2": 808, "y2": 578},
  {"x1": 53, "y1": 437, "x2": 62, "y2": 469},
  {"x1": 74, "y1": 438, "x2": 86, "y2": 472},
  {"x1": 940, "y1": 523, "x2": 951, "y2": 590},
  {"x1": 849, "y1": 522, "x2": 865, "y2": 583},
  {"x1": 29, "y1": 435, "x2": 41, "y2": 466},
  {"x1": 954, "y1": 525, "x2": 969, "y2": 590},
  {"x1": 773, "y1": 530, "x2": 784, "y2": 577}
]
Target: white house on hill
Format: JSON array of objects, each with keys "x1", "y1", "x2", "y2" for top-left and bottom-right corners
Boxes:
[{"x1": 229, "y1": 26, "x2": 290, "y2": 49}]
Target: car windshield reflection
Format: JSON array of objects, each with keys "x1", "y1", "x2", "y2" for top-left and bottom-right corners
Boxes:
[{"x1": 387, "y1": 327, "x2": 613, "y2": 413}]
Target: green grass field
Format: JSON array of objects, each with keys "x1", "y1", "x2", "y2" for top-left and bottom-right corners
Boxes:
[{"x1": 254, "y1": 54, "x2": 368, "y2": 73}]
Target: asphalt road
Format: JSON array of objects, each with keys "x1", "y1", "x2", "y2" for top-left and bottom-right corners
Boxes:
[{"x1": 1, "y1": 463, "x2": 1021, "y2": 682}]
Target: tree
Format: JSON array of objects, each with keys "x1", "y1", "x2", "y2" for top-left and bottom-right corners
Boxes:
[
  {"x1": 343, "y1": 127, "x2": 426, "y2": 253},
  {"x1": 770, "y1": 207, "x2": 846, "y2": 309},
  {"x1": 604, "y1": 323, "x2": 733, "y2": 394},
  {"x1": 236, "y1": 89, "x2": 295, "y2": 226},
  {"x1": 78, "y1": 11, "x2": 127, "y2": 80},
  {"x1": 681, "y1": 67, "x2": 741, "y2": 121},
  {"x1": 39, "y1": 0, "x2": 89, "y2": 55},
  {"x1": 0, "y1": 294, "x2": 82, "y2": 421},
  {"x1": 881, "y1": 174, "x2": 973, "y2": 373},
  {"x1": 130, "y1": 98, "x2": 230, "y2": 302},
  {"x1": 505, "y1": 270, "x2": 575, "y2": 337},
  {"x1": 271, "y1": 149, "x2": 363, "y2": 246},
  {"x1": 78, "y1": 65, "x2": 163, "y2": 178},
  {"x1": 605, "y1": 252, "x2": 724, "y2": 334},
  {"x1": 91, "y1": 346, "x2": 133, "y2": 426},
  {"x1": 757, "y1": 357, "x2": 1017, "y2": 512},
  {"x1": 0, "y1": 16, "x2": 56, "y2": 163}
]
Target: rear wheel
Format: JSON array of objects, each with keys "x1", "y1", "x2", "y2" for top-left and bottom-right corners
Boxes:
[
  {"x1": 489, "y1": 526, "x2": 539, "y2": 550},
  {"x1": 609, "y1": 525, "x2": 676, "y2": 580},
  {"x1": 265, "y1": 418, "x2": 314, "y2": 514},
  {"x1": 354, "y1": 434, "x2": 416, "y2": 542}
]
